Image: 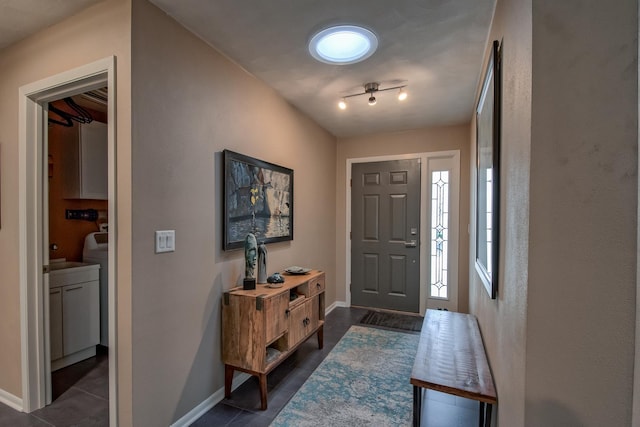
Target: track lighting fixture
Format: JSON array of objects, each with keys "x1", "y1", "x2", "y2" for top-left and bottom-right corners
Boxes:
[{"x1": 337, "y1": 82, "x2": 408, "y2": 109}]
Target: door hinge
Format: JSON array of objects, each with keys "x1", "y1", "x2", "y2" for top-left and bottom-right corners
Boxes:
[
  {"x1": 350, "y1": 178, "x2": 352, "y2": 187},
  {"x1": 43, "y1": 265, "x2": 50, "y2": 274},
  {"x1": 350, "y1": 231, "x2": 352, "y2": 240}
]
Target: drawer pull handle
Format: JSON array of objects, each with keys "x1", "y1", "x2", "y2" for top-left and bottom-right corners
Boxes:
[{"x1": 285, "y1": 309, "x2": 290, "y2": 317}]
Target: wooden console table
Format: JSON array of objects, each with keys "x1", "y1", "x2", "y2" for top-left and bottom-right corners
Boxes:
[
  {"x1": 222, "y1": 270, "x2": 325, "y2": 410},
  {"x1": 410, "y1": 309, "x2": 497, "y2": 427}
]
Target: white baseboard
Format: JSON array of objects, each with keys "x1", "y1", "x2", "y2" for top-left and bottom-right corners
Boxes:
[
  {"x1": 0, "y1": 388, "x2": 23, "y2": 412},
  {"x1": 326, "y1": 300, "x2": 348, "y2": 314},
  {"x1": 169, "y1": 372, "x2": 251, "y2": 427}
]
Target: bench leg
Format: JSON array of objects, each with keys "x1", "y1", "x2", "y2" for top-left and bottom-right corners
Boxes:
[
  {"x1": 413, "y1": 386, "x2": 422, "y2": 427},
  {"x1": 485, "y1": 403, "x2": 493, "y2": 427},
  {"x1": 479, "y1": 402, "x2": 493, "y2": 427}
]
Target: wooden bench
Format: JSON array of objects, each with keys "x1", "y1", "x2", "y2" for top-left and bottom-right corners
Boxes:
[{"x1": 410, "y1": 309, "x2": 497, "y2": 427}]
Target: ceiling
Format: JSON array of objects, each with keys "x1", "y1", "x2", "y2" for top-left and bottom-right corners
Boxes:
[
  {"x1": 150, "y1": 0, "x2": 496, "y2": 138},
  {"x1": 0, "y1": 0, "x2": 496, "y2": 138},
  {"x1": 0, "y1": 0, "x2": 101, "y2": 50}
]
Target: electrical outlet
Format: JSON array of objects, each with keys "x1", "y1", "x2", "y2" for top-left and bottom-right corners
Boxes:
[{"x1": 155, "y1": 230, "x2": 175, "y2": 253}]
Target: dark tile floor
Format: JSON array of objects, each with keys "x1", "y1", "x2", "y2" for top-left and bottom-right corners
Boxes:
[
  {"x1": 0, "y1": 307, "x2": 479, "y2": 426},
  {"x1": 192, "y1": 307, "x2": 370, "y2": 427},
  {"x1": 192, "y1": 306, "x2": 480, "y2": 426},
  {"x1": 0, "y1": 346, "x2": 109, "y2": 427}
]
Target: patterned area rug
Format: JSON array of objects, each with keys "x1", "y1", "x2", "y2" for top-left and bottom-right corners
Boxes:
[
  {"x1": 270, "y1": 325, "x2": 419, "y2": 427},
  {"x1": 359, "y1": 310, "x2": 424, "y2": 332}
]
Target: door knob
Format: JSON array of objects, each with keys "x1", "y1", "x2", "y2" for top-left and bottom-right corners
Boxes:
[{"x1": 404, "y1": 240, "x2": 417, "y2": 248}]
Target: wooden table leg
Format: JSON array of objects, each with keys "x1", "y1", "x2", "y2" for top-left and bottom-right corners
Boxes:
[
  {"x1": 317, "y1": 325, "x2": 324, "y2": 349},
  {"x1": 259, "y1": 373, "x2": 268, "y2": 410},
  {"x1": 224, "y1": 365, "x2": 233, "y2": 398},
  {"x1": 413, "y1": 386, "x2": 422, "y2": 427}
]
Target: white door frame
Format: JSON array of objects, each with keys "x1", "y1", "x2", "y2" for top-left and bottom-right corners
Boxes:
[
  {"x1": 346, "y1": 150, "x2": 460, "y2": 315},
  {"x1": 18, "y1": 57, "x2": 118, "y2": 423}
]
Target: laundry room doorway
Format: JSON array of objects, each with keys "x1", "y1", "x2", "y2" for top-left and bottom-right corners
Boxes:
[
  {"x1": 46, "y1": 88, "x2": 109, "y2": 403},
  {"x1": 18, "y1": 57, "x2": 118, "y2": 422}
]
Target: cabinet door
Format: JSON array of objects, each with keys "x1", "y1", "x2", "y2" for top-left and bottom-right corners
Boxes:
[
  {"x1": 79, "y1": 122, "x2": 108, "y2": 199},
  {"x1": 287, "y1": 303, "x2": 308, "y2": 348},
  {"x1": 63, "y1": 281, "x2": 100, "y2": 355},
  {"x1": 264, "y1": 292, "x2": 289, "y2": 344},
  {"x1": 49, "y1": 288, "x2": 63, "y2": 361}
]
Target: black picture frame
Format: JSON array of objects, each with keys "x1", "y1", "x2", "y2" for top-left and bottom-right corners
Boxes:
[
  {"x1": 475, "y1": 40, "x2": 501, "y2": 299},
  {"x1": 223, "y1": 150, "x2": 293, "y2": 250}
]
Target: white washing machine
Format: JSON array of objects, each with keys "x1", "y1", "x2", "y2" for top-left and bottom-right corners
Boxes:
[{"x1": 83, "y1": 232, "x2": 109, "y2": 347}]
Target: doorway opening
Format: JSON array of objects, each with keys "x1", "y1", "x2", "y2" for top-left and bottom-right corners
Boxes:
[
  {"x1": 47, "y1": 88, "x2": 109, "y2": 403},
  {"x1": 18, "y1": 57, "x2": 117, "y2": 422}
]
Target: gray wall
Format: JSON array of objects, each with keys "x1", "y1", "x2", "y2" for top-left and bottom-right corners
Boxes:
[
  {"x1": 526, "y1": 0, "x2": 637, "y2": 425},
  {"x1": 470, "y1": 0, "x2": 638, "y2": 425},
  {"x1": 469, "y1": 0, "x2": 531, "y2": 423},
  {"x1": 130, "y1": 0, "x2": 336, "y2": 425}
]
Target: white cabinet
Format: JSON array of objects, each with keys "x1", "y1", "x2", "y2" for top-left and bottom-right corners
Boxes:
[
  {"x1": 49, "y1": 288, "x2": 63, "y2": 361},
  {"x1": 49, "y1": 263, "x2": 100, "y2": 371},
  {"x1": 63, "y1": 121, "x2": 107, "y2": 200},
  {"x1": 62, "y1": 282, "x2": 100, "y2": 355}
]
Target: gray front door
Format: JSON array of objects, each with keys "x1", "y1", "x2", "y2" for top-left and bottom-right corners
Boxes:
[{"x1": 351, "y1": 159, "x2": 421, "y2": 312}]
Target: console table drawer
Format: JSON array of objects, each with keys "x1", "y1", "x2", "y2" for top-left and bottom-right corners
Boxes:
[{"x1": 308, "y1": 275, "x2": 325, "y2": 297}]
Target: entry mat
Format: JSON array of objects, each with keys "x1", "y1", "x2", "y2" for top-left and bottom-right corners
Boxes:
[{"x1": 359, "y1": 309, "x2": 424, "y2": 333}]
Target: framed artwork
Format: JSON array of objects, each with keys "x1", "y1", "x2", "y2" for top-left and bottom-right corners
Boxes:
[
  {"x1": 475, "y1": 40, "x2": 501, "y2": 299},
  {"x1": 223, "y1": 150, "x2": 293, "y2": 250}
]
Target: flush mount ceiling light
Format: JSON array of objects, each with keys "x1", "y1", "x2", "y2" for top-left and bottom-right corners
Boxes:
[
  {"x1": 309, "y1": 25, "x2": 378, "y2": 65},
  {"x1": 337, "y1": 82, "x2": 408, "y2": 109}
]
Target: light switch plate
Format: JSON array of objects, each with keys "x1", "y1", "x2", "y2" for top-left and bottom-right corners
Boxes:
[{"x1": 155, "y1": 230, "x2": 175, "y2": 253}]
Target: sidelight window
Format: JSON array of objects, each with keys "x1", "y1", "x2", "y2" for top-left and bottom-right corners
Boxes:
[{"x1": 430, "y1": 171, "x2": 449, "y2": 299}]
